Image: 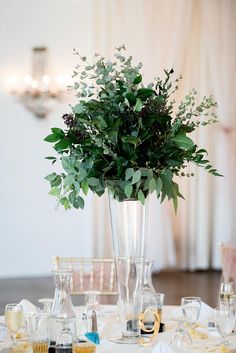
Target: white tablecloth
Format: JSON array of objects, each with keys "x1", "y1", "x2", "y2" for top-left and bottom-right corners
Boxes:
[{"x1": 1, "y1": 304, "x2": 235, "y2": 353}]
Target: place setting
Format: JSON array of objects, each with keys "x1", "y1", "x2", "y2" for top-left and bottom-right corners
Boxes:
[{"x1": 1, "y1": 271, "x2": 236, "y2": 353}]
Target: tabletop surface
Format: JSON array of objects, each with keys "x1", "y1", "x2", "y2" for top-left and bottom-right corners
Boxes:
[{"x1": 1, "y1": 304, "x2": 236, "y2": 353}]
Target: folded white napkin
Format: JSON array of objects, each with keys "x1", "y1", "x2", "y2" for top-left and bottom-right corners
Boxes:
[
  {"x1": 151, "y1": 341, "x2": 174, "y2": 353},
  {"x1": 171, "y1": 301, "x2": 213, "y2": 325},
  {"x1": 19, "y1": 299, "x2": 38, "y2": 314},
  {"x1": 0, "y1": 324, "x2": 9, "y2": 342}
]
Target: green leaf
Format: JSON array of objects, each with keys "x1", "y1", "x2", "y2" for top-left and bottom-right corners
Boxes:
[
  {"x1": 134, "y1": 98, "x2": 143, "y2": 112},
  {"x1": 156, "y1": 177, "x2": 162, "y2": 196},
  {"x1": 77, "y1": 196, "x2": 85, "y2": 209},
  {"x1": 96, "y1": 116, "x2": 107, "y2": 129},
  {"x1": 78, "y1": 167, "x2": 87, "y2": 182},
  {"x1": 51, "y1": 176, "x2": 61, "y2": 187},
  {"x1": 64, "y1": 175, "x2": 75, "y2": 187},
  {"x1": 121, "y1": 136, "x2": 139, "y2": 146},
  {"x1": 49, "y1": 187, "x2": 60, "y2": 197},
  {"x1": 133, "y1": 74, "x2": 142, "y2": 84},
  {"x1": 54, "y1": 139, "x2": 71, "y2": 151},
  {"x1": 68, "y1": 192, "x2": 84, "y2": 209},
  {"x1": 68, "y1": 191, "x2": 76, "y2": 207},
  {"x1": 45, "y1": 173, "x2": 57, "y2": 182},
  {"x1": 81, "y1": 179, "x2": 89, "y2": 195},
  {"x1": 73, "y1": 181, "x2": 81, "y2": 195},
  {"x1": 61, "y1": 156, "x2": 74, "y2": 173},
  {"x1": 138, "y1": 189, "x2": 145, "y2": 204},
  {"x1": 172, "y1": 135, "x2": 195, "y2": 150},
  {"x1": 125, "y1": 168, "x2": 134, "y2": 180},
  {"x1": 60, "y1": 197, "x2": 70, "y2": 210},
  {"x1": 73, "y1": 103, "x2": 84, "y2": 114},
  {"x1": 197, "y1": 149, "x2": 208, "y2": 155},
  {"x1": 132, "y1": 170, "x2": 141, "y2": 184},
  {"x1": 44, "y1": 134, "x2": 60, "y2": 143},
  {"x1": 87, "y1": 177, "x2": 100, "y2": 186},
  {"x1": 51, "y1": 128, "x2": 65, "y2": 138},
  {"x1": 172, "y1": 195, "x2": 178, "y2": 213},
  {"x1": 137, "y1": 88, "x2": 154, "y2": 100},
  {"x1": 149, "y1": 178, "x2": 156, "y2": 193},
  {"x1": 143, "y1": 178, "x2": 150, "y2": 191},
  {"x1": 45, "y1": 156, "x2": 56, "y2": 161},
  {"x1": 124, "y1": 183, "x2": 133, "y2": 198},
  {"x1": 140, "y1": 168, "x2": 153, "y2": 177},
  {"x1": 160, "y1": 169, "x2": 173, "y2": 199},
  {"x1": 126, "y1": 92, "x2": 136, "y2": 106}
]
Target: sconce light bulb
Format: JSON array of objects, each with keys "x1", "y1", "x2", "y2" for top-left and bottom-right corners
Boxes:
[
  {"x1": 42, "y1": 75, "x2": 51, "y2": 85},
  {"x1": 31, "y1": 80, "x2": 38, "y2": 89},
  {"x1": 24, "y1": 75, "x2": 32, "y2": 85},
  {"x1": 9, "y1": 76, "x2": 18, "y2": 86}
]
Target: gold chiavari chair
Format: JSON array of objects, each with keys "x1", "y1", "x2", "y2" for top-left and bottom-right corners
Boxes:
[
  {"x1": 52, "y1": 256, "x2": 118, "y2": 297},
  {"x1": 219, "y1": 243, "x2": 236, "y2": 288}
]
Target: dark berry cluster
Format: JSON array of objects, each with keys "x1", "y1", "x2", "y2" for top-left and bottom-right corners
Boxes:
[{"x1": 62, "y1": 113, "x2": 75, "y2": 129}]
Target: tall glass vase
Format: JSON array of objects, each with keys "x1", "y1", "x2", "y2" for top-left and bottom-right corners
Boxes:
[{"x1": 108, "y1": 193, "x2": 149, "y2": 344}]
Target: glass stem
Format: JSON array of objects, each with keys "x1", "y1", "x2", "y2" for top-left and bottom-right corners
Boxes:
[{"x1": 12, "y1": 332, "x2": 17, "y2": 346}]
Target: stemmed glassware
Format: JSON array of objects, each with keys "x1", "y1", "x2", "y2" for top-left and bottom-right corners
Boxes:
[
  {"x1": 172, "y1": 324, "x2": 192, "y2": 353},
  {"x1": 181, "y1": 297, "x2": 201, "y2": 327},
  {"x1": 5, "y1": 303, "x2": 24, "y2": 346},
  {"x1": 214, "y1": 307, "x2": 235, "y2": 347},
  {"x1": 219, "y1": 282, "x2": 234, "y2": 309}
]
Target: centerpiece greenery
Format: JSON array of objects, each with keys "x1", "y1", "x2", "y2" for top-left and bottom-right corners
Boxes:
[{"x1": 45, "y1": 45, "x2": 220, "y2": 212}]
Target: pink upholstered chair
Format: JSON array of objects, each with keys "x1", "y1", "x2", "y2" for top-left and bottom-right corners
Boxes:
[
  {"x1": 220, "y1": 243, "x2": 236, "y2": 289},
  {"x1": 52, "y1": 256, "x2": 118, "y2": 296}
]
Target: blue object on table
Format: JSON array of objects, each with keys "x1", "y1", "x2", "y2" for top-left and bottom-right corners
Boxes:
[{"x1": 85, "y1": 332, "x2": 100, "y2": 345}]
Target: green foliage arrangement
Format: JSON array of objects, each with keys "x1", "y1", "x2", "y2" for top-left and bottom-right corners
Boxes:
[{"x1": 45, "y1": 45, "x2": 220, "y2": 211}]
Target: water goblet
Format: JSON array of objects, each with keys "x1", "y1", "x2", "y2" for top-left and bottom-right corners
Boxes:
[
  {"x1": 181, "y1": 297, "x2": 201, "y2": 327},
  {"x1": 214, "y1": 307, "x2": 235, "y2": 346},
  {"x1": 5, "y1": 303, "x2": 24, "y2": 346}
]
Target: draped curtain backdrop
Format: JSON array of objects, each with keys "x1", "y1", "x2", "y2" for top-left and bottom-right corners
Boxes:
[{"x1": 91, "y1": 0, "x2": 236, "y2": 270}]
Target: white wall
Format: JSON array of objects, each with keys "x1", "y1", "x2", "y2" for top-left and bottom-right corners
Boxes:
[{"x1": 0, "y1": 0, "x2": 99, "y2": 277}]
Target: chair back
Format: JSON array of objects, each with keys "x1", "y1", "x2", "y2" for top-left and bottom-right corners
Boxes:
[
  {"x1": 220, "y1": 243, "x2": 236, "y2": 288},
  {"x1": 53, "y1": 256, "x2": 118, "y2": 296}
]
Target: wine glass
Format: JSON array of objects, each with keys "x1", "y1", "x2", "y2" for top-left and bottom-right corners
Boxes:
[
  {"x1": 214, "y1": 307, "x2": 235, "y2": 346},
  {"x1": 5, "y1": 303, "x2": 24, "y2": 346},
  {"x1": 219, "y1": 282, "x2": 234, "y2": 309},
  {"x1": 181, "y1": 297, "x2": 201, "y2": 326}
]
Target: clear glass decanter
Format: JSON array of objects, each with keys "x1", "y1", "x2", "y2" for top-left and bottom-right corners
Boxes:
[{"x1": 49, "y1": 270, "x2": 76, "y2": 353}]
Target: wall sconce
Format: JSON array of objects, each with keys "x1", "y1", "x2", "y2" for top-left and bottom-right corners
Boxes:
[{"x1": 9, "y1": 47, "x2": 71, "y2": 118}]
